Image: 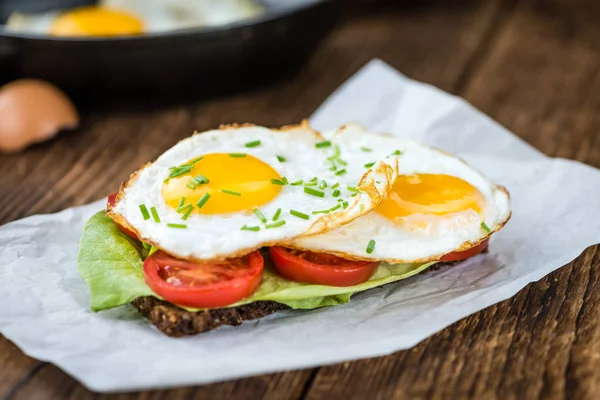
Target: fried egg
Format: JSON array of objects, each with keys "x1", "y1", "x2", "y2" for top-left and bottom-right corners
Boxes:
[
  {"x1": 4, "y1": 0, "x2": 264, "y2": 36},
  {"x1": 107, "y1": 123, "x2": 398, "y2": 261},
  {"x1": 285, "y1": 124, "x2": 511, "y2": 263}
]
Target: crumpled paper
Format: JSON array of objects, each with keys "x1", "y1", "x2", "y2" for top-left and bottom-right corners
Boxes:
[{"x1": 1, "y1": 59, "x2": 600, "y2": 393}]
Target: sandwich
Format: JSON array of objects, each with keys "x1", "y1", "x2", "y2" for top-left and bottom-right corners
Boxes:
[{"x1": 77, "y1": 122, "x2": 511, "y2": 337}]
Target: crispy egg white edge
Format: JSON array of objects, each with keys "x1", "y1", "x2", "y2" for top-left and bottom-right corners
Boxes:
[
  {"x1": 284, "y1": 124, "x2": 511, "y2": 263},
  {"x1": 107, "y1": 123, "x2": 398, "y2": 261}
]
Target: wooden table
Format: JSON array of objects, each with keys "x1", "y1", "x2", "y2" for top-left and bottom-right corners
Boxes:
[{"x1": 2, "y1": 0, "x2": 600, "y2": 398}]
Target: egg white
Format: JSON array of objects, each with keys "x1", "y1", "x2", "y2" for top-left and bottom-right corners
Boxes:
[
  {"x1": 108, "y1": 123, "x2": 398, "y2": 261},
  {"x1": 285, "y1": 124, "x2": 511, "y2": 263}
]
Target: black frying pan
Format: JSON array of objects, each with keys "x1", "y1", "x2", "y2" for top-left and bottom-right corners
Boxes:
[{"x1": 0, "y1": 0, "x2": 346, "y2": 99}]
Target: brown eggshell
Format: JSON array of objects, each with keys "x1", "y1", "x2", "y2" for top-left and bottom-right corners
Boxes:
[{"x1": 0, "y1": 79, "x2": 79, "y2": 153}]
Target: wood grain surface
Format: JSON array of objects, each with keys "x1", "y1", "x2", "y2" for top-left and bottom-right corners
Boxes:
[{"x1": 1, "y1": 0, "x2": 600, "y2": 399}]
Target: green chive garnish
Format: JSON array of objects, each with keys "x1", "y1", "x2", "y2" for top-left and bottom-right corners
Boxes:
[
  {"x1": 191, "y1": 156, "x2": 204, "y2": 164},
  {"x1": 181, "y1": 207, "x2": 193, "y2": 220},
  {"x1": 272, "y1": 208, "x2": 282, "y2": 221},
  {"x1": 342, "y1": 201, "x2": 349, "y2": 209},
  {"x1": 196, "y1": 193, "x2": 211, "y2": 209},
  {"x1": 337, "y1": 159, "x2": 348, "y2": 166},
  {"x1": 186, "y1": 182, "x2": 196, "y2": 190},
  {"x1": 312, "y1": 210, "x2": 329, "y2": 215},
  {"x1": 169, "y1": 165, "x2": 192, "y2": 179},
  {"x1": 361, "y1": 147, "x2": 372, "y2": 152},
  {"x1": 271, "y1": 178, "x2": 286, "y2": 186},
  {"x1": 277, "y1": 155, "x2": 286, "y2": 162},
  {"x1": 282, "y1": 176, "x2": 289, "y2": 184},
  {"x1": 191, "y1": 174, "x2": 209, "y2": 185},
  {"x1": 332, "y1": 189, "x2": 341, "y2": 197},
  {"x1": 167, "y1": 223, "x2": 187, "y2": 229},
  {"x1": 177, "y1": 203, "x2": 193, "y2": 213},
  {"x1": 329, "y1": 165, "x2": 338, "y2": 171},
  {"x1": 150, "y1": 207, "x2": 160, "y2": 223},
  {"x1": 329, "y1": 204, "x2": 341, "y2": 212},
  {"x1": 337, "y1": 198, "x2": 344, "y2": 202},
  {"x1": 327, "y1": 145, "x2": 341, "y2": 160},
  {"x1": 366, "y1": 239, "x2": 376, "y2": 254},
  {"x1": 304, "y1": 187, "x2": 325, "y2": 197},
  {"x1": 265, "y1": 220, "x2": 286, "y2": 229},
  {"x1": 241, "y1": 225, "x2": 260, "y2": 232},
  {"x1": 289, "y1": 210, "x2": 310, "y2": 220},
  {"x1": 331, "y1": 182, "x2": 340, "y2": 189},
  {"x1": 221, "y1": 189, "x2": 242, "y2": 196},
  {"x1": 229, "y1": 153, "x2": 247, "y2": 158},
  {"x1": 291, "y1": 180, "x2": 303, "y2": 186},
  {"x1": 139, "y1": 204, "x2": 150, "y2": 220},
  {"x1": 304, "y1": 182, "x2": 318, "y2": 187},
  {"x1": 245, "y1": 140, "x2": 261, "y2": 148},
  {"x1": 178, "y1": 197, "x2": 186, "y2": 208},
  {"x1": 310, "y1": 177, "x2": 318, "y2": 182},
  {"x1": 347, "y1": 186, "x2": 358, "y2": 192},
  {"x1": 320, "y1": 180, "x2": 328, "y2": 189},
  {"x1": 335, "y1": 169, "x2": 346, "y2": 176},
  {"x1": 481, "y1": 222, "x2": 491, "y2": 232},
  {"x1": 254, "y1": 208, "x2": 267, "y2": 223},
  {"x1": 364, "y1": 162, "x2": 375, "y2": 168},
  {"x1": 316, "y1": 140, "x2": 331, "y2": 148},
  {"x1": 391, "y1": 150, "x2": 402, "y2": 156}
]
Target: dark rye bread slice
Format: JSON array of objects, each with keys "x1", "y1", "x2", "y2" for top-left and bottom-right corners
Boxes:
[{"x1": 131, "y1": 255, "x2": 483, "y2": 337}]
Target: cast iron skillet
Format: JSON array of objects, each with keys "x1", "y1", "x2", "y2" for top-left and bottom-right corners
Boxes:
[{"x1": 0, "y1": 0, "x2": 346, "y2": 99}]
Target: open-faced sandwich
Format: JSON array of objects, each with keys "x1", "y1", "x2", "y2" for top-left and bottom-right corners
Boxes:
[{"x1": 77, "y1": 122, "x2": 511, "y2": 337}]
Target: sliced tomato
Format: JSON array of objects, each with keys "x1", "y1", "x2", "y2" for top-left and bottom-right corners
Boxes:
[
  {"x1": 439, "y1": 239, "x2": 489, "y2": 262},
  {"x1": 269, "y1": 247, "x2": 379, "y2": 287},
  {"x1": 143, "y1": 250, "x2": 264, "y2": 308},
  {"x1": 106, "y1": 192, "x2": 138, "y2": 240}
]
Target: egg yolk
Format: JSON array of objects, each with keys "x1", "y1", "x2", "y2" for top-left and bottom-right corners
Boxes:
[
  {"x1": 162, "y1": 153, "x2": 283, "y2": 215},
  {"x1": 49, "y1": 7, "x2": 144, "y2": 37},
  {"x1": 377, "y1": 174, "x2": 485, "y2": 223}
]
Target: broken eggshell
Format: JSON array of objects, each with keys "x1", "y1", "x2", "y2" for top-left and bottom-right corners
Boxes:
[{"x1": 0, "y1": 79, "x2": 79, "y2": 153}]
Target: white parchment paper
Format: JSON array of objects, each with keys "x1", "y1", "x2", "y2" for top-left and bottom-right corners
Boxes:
[{"x1": 2, "y1": 59, "x2": 600, "y2": 393}]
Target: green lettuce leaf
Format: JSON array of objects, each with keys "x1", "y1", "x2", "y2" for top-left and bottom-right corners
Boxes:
[{"x1": 77, "y1": 211, "x2": 436, "y2": 311}]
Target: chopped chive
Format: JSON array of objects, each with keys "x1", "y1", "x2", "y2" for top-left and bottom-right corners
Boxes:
[
  {"x1": 177, "y1": 203, "x2": 193, "y2": 213},
  {"x1": 181, "y1": 207, "x2": 193, "y2": 220},
  {"x1": 289, "y1": 210, "x2": 310, "y2": 220},
  {"x1": 320, "y1": 180, "x2": 328, "y2": 189},
  {"x1": 332, "y1": 189, "x2": 341, "y2": 197},
  {"x1": 139, "y1": 204, "x2": 150, "y2": 220},
  {"x1": 335, "y1": 169, "x2": 346, "y2": 176},
  {"x1": 150, "y1": 207, "x2": 160, "y2": 223},
  {"x1": 329, "y1": 165, "x2": 338, "y2": 171},
  {"x1": 186, "y1": 182, "x2": 196, "y2": 190},
  {"x1": 481, "y1": 222, "x2": 491, "y2": 232},
  {"x1": 272, "y1": 208, "x2": 282, "y2": 221},
  {"x1": 191, "y1": 156, "x2": 204, "y2": 164},
  {"x1": 361, "y1": 147, "x2": 372, "y2": 152},
  {"x1": 366, "y1": 239, "x2": 376, "y2": 254},
  {"x1": 241, "y1": 225, "x2": 260, "y2": 232},
  {"x1": 316, "y1": 140, "x2": 332, "y2": 148},
  {"x1": 304, "y1": 187, "x2": 325, "y2": 197},
  {"x1": 229, "y1": 153, "x2": 247, "y2": 158},
  {"x1": 304, "y1": 182, "x2": 318, "y2": 187},
  {"x1": 276, "y1": 155, "x2": 286, "y2": 162},
  {"x1": 329, "y1": 204, "x2": 341, "y2": 212},
  {"x1": 191, "y1": 174, "x2": 209, "y2": 185},
  {"x1": 221, "y1": 189, "x2": 242, "y2": 196},
  {"x1": 327, "y1": 145, "x2": 341, "y2": 160},
  {"x1": 337, "y1": 198, "x2": 344, "y2": 202},
  {"x1": 169, "y1": 165, "x2": 192, "y2": 179},
  {"x1": 167, "y1": 223, "x2": 187, "y2": 229},
  {"x1": 364, "y1": 162, "x2": 376, "y2": 168},
  {"x1": 178, "y1": 197, "x2": 186, "y2": 208},
  {"x1": 336, "y1": 159, "x2": 348, "y2": 166},
  {"x1": 352, "y1": 193, "x2": 358, "y2": 197},
  {"x1": 196, "y1": 193, "x2": 211, "y2": 209},
  {"x1": 347, "y1": 186, "x2": 358, "y2": 192},
  {"x1": 310, "y1": 177, "x2": 319, "y2": 182},
  {"x1": 342, "y1": 201, "x2": 349, "y2": 209},
  {"x1": 271, "y1": 178, "x2": 286, "y2": 186},
  {"x1": 312, "y1": 210, "x2": 329, "y2": 215},
  {"x1": 391, "y1": 150, "x2": 402, "y2": 156},
  {"x1": 265, "y1": 220, "x2": 286, "y2": 229},
  {"x1": 254, "y1": 208, "x2": 267, "y2": 223},
  {"x1": 245, "y1": 140, "x2": 261, "y2": 148},
  {"x1": 282, "y1": 177, "x2": 289, "y2": 184},
  {"x1": 331, "y1": 182, "x2": 340, "y2": 189},
  {"x1": 291, "y1": 180, "x2": 304, "y2": 186}
]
